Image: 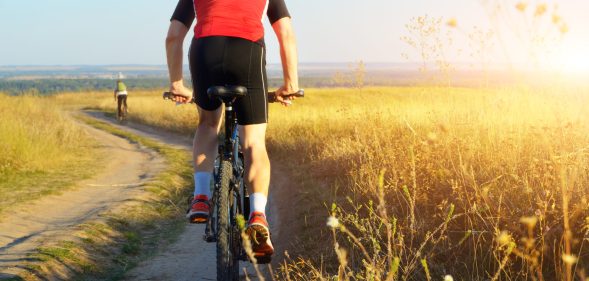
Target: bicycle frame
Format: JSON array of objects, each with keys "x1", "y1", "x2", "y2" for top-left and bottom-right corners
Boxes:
[{"x1": 204, "y1": 98, "x2": 248, "y2": 260}]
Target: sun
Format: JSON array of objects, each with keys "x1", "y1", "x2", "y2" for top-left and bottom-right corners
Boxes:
[{"x1": 550, "y1": 43, "x2": 589, "y2": 74}]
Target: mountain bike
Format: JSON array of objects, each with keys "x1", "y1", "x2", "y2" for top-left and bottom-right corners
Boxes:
[{"x1": 163, "y1": 87, "x2": 304, "y2": 281}]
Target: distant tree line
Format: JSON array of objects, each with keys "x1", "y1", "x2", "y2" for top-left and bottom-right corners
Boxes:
[
  {"x1": 0, "y1": 77, "x2": 338, "y2": 96},
  {"x1": 0, "y1": 78, "x2": 170, "y2": 95},
  {"x1": 0, "y1": 75, "x2": 420, "y2": 96}
]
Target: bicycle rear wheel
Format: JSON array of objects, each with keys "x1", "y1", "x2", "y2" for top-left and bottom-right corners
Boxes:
[{"x1": 216, "y1": 160, "x2": 239, "y2": 280}]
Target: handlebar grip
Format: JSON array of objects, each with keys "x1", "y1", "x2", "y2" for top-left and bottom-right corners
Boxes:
[
  {"x1": 268, "y1": 89, "x2": 305, "y2": 103},
  {"x1": 162, "y1": 92, "x2": 174, "y2": 100},
  {"x1": 162, "y1": 92, "x2": 194, "y2": 103}
]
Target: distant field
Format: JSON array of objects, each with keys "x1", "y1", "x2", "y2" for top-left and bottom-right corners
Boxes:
[
  {"x1": 0, "y1": 94, "x2": 99, "y2": 214},
  {"x1": 54, "y1": 86, "x2": 589, "y2": 280}
]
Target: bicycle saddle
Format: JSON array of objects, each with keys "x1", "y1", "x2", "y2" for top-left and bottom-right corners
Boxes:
[{"x1": 207, "y1": 86, "x2": 247, "y2": 101}]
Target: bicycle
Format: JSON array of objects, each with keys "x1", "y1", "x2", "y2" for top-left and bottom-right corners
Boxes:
[
  {"x1": 116, "y1": 94, "x2": 128, "y2": 122},
  {"x1": 163, "y1": 86, "x2": 304, "y2": 281}
]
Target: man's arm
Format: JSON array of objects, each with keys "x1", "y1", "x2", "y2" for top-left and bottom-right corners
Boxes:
[
  {"x1": 272, "y1": 17, "x2": 300, "y2": 104},
  {"x1": 165, "y1": 20, "x2": 192, "y2": 102}
]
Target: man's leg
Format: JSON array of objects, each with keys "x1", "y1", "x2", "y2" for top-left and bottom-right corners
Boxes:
[
  {"x1": 117, "y1": 96, "x2": 122, "y2": 120},
  {"x1": 239, "y1": 124, "x2": 270, "y2": 199},
  {"x1": 193, "y1": 106, "x2": 223, "y2": 173},
  {"x1": 186, "y1": 105, "x2": 223, "y2": 223},
  {"x1": 123, "y1": 96, "x2": 128, "y2": 114},
  {"x1": 240, "y1": 123, "x2": 274, "y2": 258}
]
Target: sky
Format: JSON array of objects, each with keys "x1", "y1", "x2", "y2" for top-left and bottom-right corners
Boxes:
[{"x1": 0, "y1": 0, "x2": 588, "y2": 69}]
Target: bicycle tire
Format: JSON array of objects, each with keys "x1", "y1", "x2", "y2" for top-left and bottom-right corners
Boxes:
[{"x1": 216, "y1": 160, "x2": 239, "y2": 281}]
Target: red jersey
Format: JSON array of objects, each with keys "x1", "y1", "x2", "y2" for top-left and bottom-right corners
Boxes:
[
  {"x1": 171, "y1": 0, "x2": 290, "y2": 43},
  {"x1": 194, "y1": 0, "x2": 267, "y2": 42}
]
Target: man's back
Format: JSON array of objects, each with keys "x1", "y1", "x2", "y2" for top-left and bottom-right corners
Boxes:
[
  {"x1": 116, "y1": 81, "x2": 127, "y2": 93},
  {"x1": 193, "y1": 0, "x2": 268, "y2": 42}
]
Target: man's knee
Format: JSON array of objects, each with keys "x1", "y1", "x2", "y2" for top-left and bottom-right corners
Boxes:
[
  {"x1": 241, "y1": 137, "x2": 268, "y2": 163},
  {"x1": 198, "y1": 108, "x2": 222, "y2": 130}
]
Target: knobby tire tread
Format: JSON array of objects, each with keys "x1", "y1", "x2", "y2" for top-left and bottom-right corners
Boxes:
[{"x1": 216, "y1": 160, "x2": 239, "y2": 281}]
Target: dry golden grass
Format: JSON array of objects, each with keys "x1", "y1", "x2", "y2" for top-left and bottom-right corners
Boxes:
[
  {"x1": 0, "y1": 94, "x2": 98, "y2": 213},
  {"x1": 269, "y1": 87, "x2": 589, "y2": 280},
  {"x1": 55, "y1": 86, "x2": 589, "y2": 280}
]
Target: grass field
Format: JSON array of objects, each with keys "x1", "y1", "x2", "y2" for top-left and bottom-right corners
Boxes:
[
  {"x1": 53, "y1": 85, "x2": 589, "y2": 280},
  {"x1": 0, "y1": 94, "x2": 99, "y2": 215}
]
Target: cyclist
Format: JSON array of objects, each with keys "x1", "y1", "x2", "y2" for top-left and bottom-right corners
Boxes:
[
  {"x1": 113, "y1": 77, "x2": 128, "y2": 120},
  {"x1": 166, "y1": 0, "x2": 300, "y2": 259}
]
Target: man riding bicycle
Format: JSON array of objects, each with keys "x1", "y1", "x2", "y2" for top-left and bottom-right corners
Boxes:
[
  {"x1": 113, "y1": 76, "x2": 128, "y2": 121},
  {"x1": 165, "y1": 0, "x2": 300, "y2": 260}
]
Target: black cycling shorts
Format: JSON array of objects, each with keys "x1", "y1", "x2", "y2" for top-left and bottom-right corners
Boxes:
[{"x1": 189, "y1": 36, "x2": 268, "y2": 125}]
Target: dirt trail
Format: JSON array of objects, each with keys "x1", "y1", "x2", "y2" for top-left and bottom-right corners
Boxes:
[
  {"x1": 0, "y1": 120, "x2": 165, "y2": 279},
  {"x1": 0, "y1": 111, "x2": 296, "y2": 280},
  {"x1": 85, "y1": 112, "x2": 295, "y2": 281}
]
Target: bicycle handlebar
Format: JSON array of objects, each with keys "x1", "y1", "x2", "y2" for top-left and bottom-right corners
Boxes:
[{"x1": 162, "y1": 89, "x2": 304, "y2": 104}]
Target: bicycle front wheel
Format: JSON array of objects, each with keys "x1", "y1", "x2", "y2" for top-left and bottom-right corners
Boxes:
[{"x1": 216, "y1": 160, "x2": 239, "y2": 280}]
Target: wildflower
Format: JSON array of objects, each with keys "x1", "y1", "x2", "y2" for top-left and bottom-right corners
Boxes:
[
  {"x1": 562, "y1": 254, "x2": 578, "y2": 265},
  {"x1": 496, "y1": 231, "x2": 512, "y2": 247},
  {"x1": 519, "y1": 216, "x2": 538, "y2": 228},
  {"x1": 444, "y1": 275, "x2": 454, "y2": 281},
  {"x1": 447, "y1": 18, "x2": 457, "y2": 28},
  {"x1": 552, "y1": 14, "x2": 561, "y2": 24},
  {"x1": 516, "y1": 2, "x2": 527, "y2": 12},
  {"x1": 327, "y1": 216, "x2": 340, "y2": 229},
  {"x1": 535, "y1": 4, "x2": 547, "y2": 17}
]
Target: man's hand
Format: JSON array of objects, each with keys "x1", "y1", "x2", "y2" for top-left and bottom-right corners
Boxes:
[
  {"x1": 273, "y1": 85, "x2": 299, "y2": 107},
  {"x1": 169, "y1": 82, "x2": 193, "y2": 103}
]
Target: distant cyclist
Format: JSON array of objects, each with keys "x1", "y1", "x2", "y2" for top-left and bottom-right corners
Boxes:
[
  {"x1": 113, "y1": 76, "x2": 128, "y2": 121},
  {"x1": 166, "y1": 0, "x2": 300, "y2": 259}
]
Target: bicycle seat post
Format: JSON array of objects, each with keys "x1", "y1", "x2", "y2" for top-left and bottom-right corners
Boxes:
[
  {"x1": 225, "y1": 99, "x2": 237, "y2": 157},
  {"x1": 207, "y1": 86, "x2": 247, "y2": 161}
]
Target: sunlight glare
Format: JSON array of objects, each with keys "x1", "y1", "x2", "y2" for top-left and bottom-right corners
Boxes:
[{"x1": 554, "y1": 46, "x2": 589, "y2": 74}]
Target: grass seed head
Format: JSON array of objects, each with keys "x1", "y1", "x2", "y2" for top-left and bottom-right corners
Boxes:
[
  {"x1": 519, "y1": 216, "x2": 538, "y2": 229},
  {"x1": 535, "y1": 4, "x2": 547, "y2": 17},
  {"x1": 562, "y1": 254, "x2": 578, "y2": 265},
  {"x1": 516, "y1": 2, "x2": 528, "y2": 12},
  {"x1": 447, "y1": 18, "x2": 457, "y2": 28}
]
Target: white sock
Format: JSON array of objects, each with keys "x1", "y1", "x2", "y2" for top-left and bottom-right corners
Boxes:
[
  {"x1": 249, "y1": 193, "x2": 267, "y2": 217},
  {"x1": 194, "y1": 172, "x2": 212, "y2": 198}
]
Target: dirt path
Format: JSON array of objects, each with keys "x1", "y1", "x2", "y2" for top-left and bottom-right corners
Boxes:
[
  {"x1": 0, "y1": 110, "x2": 296, "y2": 280},
  {"x1": 0, "y1": 120, "x2": 166, "y2": 279},
  {"x1": 85, "y1": 112, "x2": 295, "y2": 281}
]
